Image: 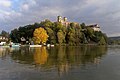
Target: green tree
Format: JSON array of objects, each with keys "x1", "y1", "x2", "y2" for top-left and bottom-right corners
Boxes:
[
  {"x1": 74, "y1": 25, "x2": 83, "y2": 45},
  {"x1": 1, "y1": 30, "x2": 9, "y2": 37},
  {"x1": 53, "y1": 22, "x2": 64, "y2": 32},
  {"x1": 45, "y1": 27, "x2": 56, "y2": 44},
  {"x1": 81, "y1": 23, "x2": 86, "y2": 29},
  {"x1": 10, "y1": 29, "x2": 20, "y2": 43},
  {"x1": 57, "y1": 30, "x2": 65, "y2": 44},
  {"x1": 98, "y1": 36, "x2": 107, "y2": 45},
  {"x1": 40, "y1": 19, "x2": 53, "y2": 28},
  {"x1": 66, "y1": 27, "x2": 76, "y2": 45}
]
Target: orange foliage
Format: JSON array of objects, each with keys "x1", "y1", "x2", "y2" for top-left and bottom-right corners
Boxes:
[{"x1": 33, "y1": 27, "x2": 48, "y2": 44}]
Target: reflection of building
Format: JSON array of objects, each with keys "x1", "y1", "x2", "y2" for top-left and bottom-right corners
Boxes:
[
  {"x1": 94, "y1": 57, "x2": 101, "y2": 64},
  {"x1": 0, "y1": 48, "x2": 10, "y2": 58}
]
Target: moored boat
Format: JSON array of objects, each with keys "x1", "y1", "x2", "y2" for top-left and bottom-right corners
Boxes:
[
  {"x1": 9, "y1": 43, "x2": 21, "y2": 47},
  {"x1": 29, "y1": 45, "x2": 42, "y2": 47}
]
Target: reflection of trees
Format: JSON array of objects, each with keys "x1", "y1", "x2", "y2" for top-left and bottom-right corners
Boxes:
[
  {"x1": 0, "y1": 48, "x2": 10, "y2": 59},
  {"x1": 34, "y1": 47, "x2": 48, "y2": 65},
  {"x1": 46, "y1": 46, "x2": 107, "y2": 75},
  {"x1": 11, "y1": 47, "x2": 34, "y2": 64},
  {"x1": 79, "y1": 45, "x2": 107, "y2": 64},
  {"x1": 10, "y1": 45, "x2": 107, "y2": 75},
  {"x1": 10, "y1": 47, "x2": 49, "y2": 65}
]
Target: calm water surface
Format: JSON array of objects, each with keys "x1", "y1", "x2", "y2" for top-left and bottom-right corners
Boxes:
[{"x1": 0, "y1": 45, "x2": 120, "y2": 80}]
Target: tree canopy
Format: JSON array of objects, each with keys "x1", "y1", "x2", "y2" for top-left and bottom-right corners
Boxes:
[{"x1": 33, "y1": 27, "x2": 48, "y2": 44}]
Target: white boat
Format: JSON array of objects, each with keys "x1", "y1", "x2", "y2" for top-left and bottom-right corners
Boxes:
[
  {"x1": 29, "y1": 45, "x2": 42, "y2": 47},
  {"x1": 0, "y1": 42, "x2": 6, "y2": 46},
  {"x1": 10, "y1": 43, "x2": 21, "y2": 47},
  {"x1": 47, "y1": 44, "x2": 50, "y2": 47},
  {"x1": 50, "y1": 45, "x2": 54, "y2": 47}
]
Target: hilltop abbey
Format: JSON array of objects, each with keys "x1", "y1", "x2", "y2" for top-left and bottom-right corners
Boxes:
[
  {"x1": 57, "y1": 16, "x2": 100, "y2": 32},
  {"x1": 57, "y1": 16, "x2": 70, "y2": 27}
]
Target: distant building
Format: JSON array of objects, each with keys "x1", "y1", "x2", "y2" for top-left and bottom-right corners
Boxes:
[
  {"x1": 57, "y1": 16, "x2": 69, "y2": 27},
  {"x1": 57, "y1": 16, "x2": 100, "y2": 31},
  {"x1": 0, "y1": 36, "x2": 8, "y2": 42},
  {"x1": 0, "y1": 35, "x2": 8, "y2": 45},
  {"x1": 0, "y1": 42, "x2": 6, "y2": 46},
  {"x1": 20, "y1": 37, "x2": 26, "y2": 44},
  {"x1": 21, "y1": 37, "x2": 26, "y2": 42},
  {"x1": 57, "y1": 16, "x2": 79, "y2": 27},
  {"x1": 88, "y1": 24, "x2": 100, "y2": 31}
]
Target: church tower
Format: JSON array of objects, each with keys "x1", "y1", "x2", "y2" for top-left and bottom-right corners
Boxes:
[
  {"x1": 63, "y1": 17, "x2": 67, "y2": 22},
  {"x1": 57, "y1": 16, "x2": 62, "y2": 22}
]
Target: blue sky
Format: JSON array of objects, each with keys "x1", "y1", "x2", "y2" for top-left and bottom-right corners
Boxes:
[{"x1": 0, "y1": 0, "x2": 120, "y2": 37}]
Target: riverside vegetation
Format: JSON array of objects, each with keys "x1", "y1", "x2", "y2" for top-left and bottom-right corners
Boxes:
[{"x1": 10, "y1": 19, "x2": 107, "y2": 45}]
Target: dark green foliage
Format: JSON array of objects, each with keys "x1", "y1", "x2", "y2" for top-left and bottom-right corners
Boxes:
[
  {"x1": 81, "y1": 23, "x2": 86, "y2": 29},
  {"x1": 45, "y1": 27, "x2": 56, "y2": 44},
  {"x1": 84, "y1": 27, "x2": 107, "y2": 45},
  {"x1": 1, "y1": 30, "x2": 9, "y2": 37},
  {"x1": 40, "y1": 19, "x2": 53, "y2": 28},
  {"x1": 57, "y1": 30, "x2": 65, "y2": 44},
  {"x1": 10, "y1": 29, "x2": 20, "y2": 43},
  {"x1": 98, "y1": 36, "x2": 107, "y2": 45},
  {"x1": 66, "y1": 27, "x2": 76, "y2": 45},
  {"x1": 66, "y1": 23, "x2": 83, "y2": 45}
]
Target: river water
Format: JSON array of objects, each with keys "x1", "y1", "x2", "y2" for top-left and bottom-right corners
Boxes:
[{"x1": 0, "y1": 45, "x2": 120, "y2": 80}]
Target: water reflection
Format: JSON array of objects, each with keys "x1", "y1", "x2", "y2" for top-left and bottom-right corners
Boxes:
[
  {"x1": 34, "y1": 47, "x2": 48, "y2": 65},
  {"x1": 0, "y1": 46, "x2": 107, "y2": 76},
  {"x1": 1, "y1": 46, "x2": 107, "y2": 65},
  {"x1": 11, "y1": 47, "x2": 34, "y2": 64},
  {"x1": 47, "y1": 46, "x2": 107, "y2": 76},
  {"x1": 0, "y1": 47, "x2": 10, "y2": 59}
]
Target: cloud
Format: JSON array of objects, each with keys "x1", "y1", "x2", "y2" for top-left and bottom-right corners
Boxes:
[
  {"x1": 20, "y1": 0, "x2": 37, "y2": 11},
  {"x1": 0, "y1": 0, "x2": 11, "y2": 8},
  {"x1": 21, "y1": 4, "x2": 29, "y2": 11},
  {"x1": 0, "y1": 0, "x2": 120, "y2": 37}
]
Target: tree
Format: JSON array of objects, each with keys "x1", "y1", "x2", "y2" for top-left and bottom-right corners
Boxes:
[
  {"x1": 66, "y1": 27, "x2": 76, "y2": 45},
  {"x1": 45, "y1": 27, "x2": 56, "y2": 44},
  {"x1": 10, "y1": 29, "x2": 20, "y2": 43},
  {"x1": 53, "y1": 22, "x2": 64, "y2": 32},
  {"x1": 57, "y1": 30, "x2": 65, "y2": 44},
  {"x1": 33, "y1": 27, "x2": 48, "y2": 44},
  {"x1": 94, "y1": 31, "x2": 103, "y2": 42},
  {"x1": 40, "y1": 19, "x2": 53, "y2": 28},
  {"x1": 1, "y1": 30, "x2": 9, "y2": 37},
  {"x1": 74, "y1": 26, "x2": 83, "y2": 45},
  {"x1": 81, "y1": 23, "x2": 86, "y2": 29},
  {"x1": 98, "y1": 36, "x2": 107, "y2": 45}
]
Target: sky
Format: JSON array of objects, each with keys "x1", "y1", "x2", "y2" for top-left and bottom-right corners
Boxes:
[{"x1": 0, "y1": 0, "x2": 120, "y2": 37}]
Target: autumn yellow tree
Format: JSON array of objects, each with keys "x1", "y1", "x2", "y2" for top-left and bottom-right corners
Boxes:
[{"x1": 33, "y1": 27, "x2": 48, "y2": 44}]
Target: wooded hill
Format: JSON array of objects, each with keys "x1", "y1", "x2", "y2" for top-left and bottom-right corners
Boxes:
[{"x1": 10, "y1": 19, "x2": 107, "y2": 45}]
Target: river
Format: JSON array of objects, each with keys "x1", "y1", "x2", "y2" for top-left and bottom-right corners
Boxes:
[{"x1": 0, "y1": 45, "x2": 120, "y2": 80}]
